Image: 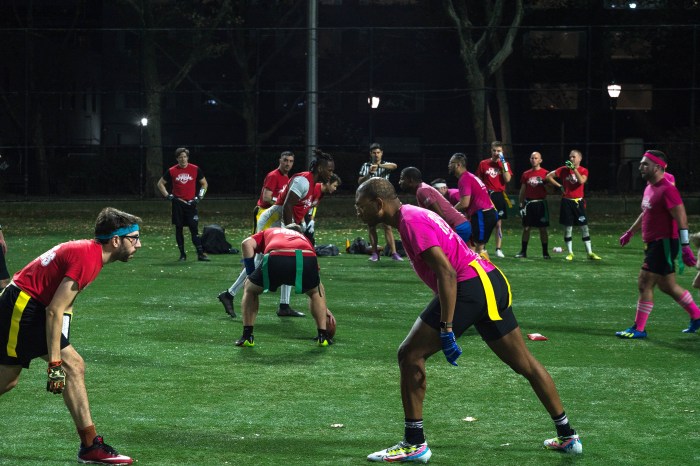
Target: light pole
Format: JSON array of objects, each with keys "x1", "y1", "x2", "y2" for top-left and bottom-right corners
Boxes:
[
  {"x1": 139, "y1": 117, "x2": 148, "y2": 199},
  {"x1": 607, "y1": 83, "x2": 621, "y2": 194}
]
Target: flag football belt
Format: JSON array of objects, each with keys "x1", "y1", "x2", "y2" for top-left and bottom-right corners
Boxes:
[
  {"x1": 660, "y1": 238, "x2": 683, "y2": 274},
  {"x1": 261, "y1": 250, "x2": 314, "y2": 294},
  {"x1": 564, "y1": 197, "x2": 583, "y2": 205},
  {"x1": 488, "y1": 190, "x2": 513, "y2": 208},
  {"x1": 466, "y1": 260, "x2": 512, "y2": 321}
]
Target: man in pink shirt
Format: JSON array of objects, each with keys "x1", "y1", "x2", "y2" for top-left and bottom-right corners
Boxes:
[
  {"x1": 617, "y1": 150, "x2": 699, "y2": 338},
  {"x1": 448, "y1": 153, "x2": 498, "y2": 255},
  {"x1": 429, "y1": 178, "x2": 461, "y2": 205},
  {"x1": 0, "y1": 207, "x2": 140, "y2": 465},
  {"x1": 399, "y1": 167, "x2": 472, "y2": 244},
  {"x1": 356, "y1": 178, "x2": 582, "y2": 462}
]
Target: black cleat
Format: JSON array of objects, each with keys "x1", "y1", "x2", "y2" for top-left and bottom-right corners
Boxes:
[
  {"x1": 218, "y1": 291, "x2": 236, "y2": 318},
  {"x1": 276, "y1": 306, "x2": 305, "y2": 317}
]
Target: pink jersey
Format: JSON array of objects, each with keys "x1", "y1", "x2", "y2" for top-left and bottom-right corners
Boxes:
[
  {"x1": 520, "y1": 167, "x2": 549, "y2": 200},
  {"x1": 457, "y1": 171, "x2": 494, "y2": 217},
  {"x1": 664, "y1": 172, "x2": 675, "y2": 185},
  {"x1": 13, "y1": 240, "x2": 104, "y2": 306},
  {"x1": 415, "y1": 182, "x2": 468, "y2": 229},
  {"x1": 257, "y1": 168, "x2": 289, "y2": 208},
  {"x1": 554, "y1": 165, "x2": 588, "y2": 199},
  {"x1": 447, "y1": 188, "x2": 461, "y2": 205},
  {"x1": 397, "y1": 205, "x2": 494, "y2": 294},
  {"x1": 165, "y1": 163, "x2": 203, "y2": 201},
  {"x1": 476, "y1": 158, "x2": 508, "y2": 192},
  {"x1": 641, "y1": 177, "x2": 683, "y2": 243},
  {"x1": 251, "y1": 227, "x2": 315, "y2": 254}
]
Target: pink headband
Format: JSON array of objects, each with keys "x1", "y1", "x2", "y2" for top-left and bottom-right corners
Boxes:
[{"x1": 643, "y1": 152, "x2": 667, "y2": 169}]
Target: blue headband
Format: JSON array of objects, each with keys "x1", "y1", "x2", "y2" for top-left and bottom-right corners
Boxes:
[{"x1": 95, "y1": 224, "x2": 139, "y2": 240}]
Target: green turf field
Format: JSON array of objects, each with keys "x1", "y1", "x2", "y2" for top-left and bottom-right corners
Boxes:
[{"x1": 1, "y1": 199, "x2": 699, "y2": 465}]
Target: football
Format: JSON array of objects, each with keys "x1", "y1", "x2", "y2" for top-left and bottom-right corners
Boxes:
[{"x1": 326, "y1": 308, "x2": 336, "y2": 339}]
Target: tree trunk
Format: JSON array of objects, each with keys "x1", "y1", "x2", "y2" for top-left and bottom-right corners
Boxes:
[{"x1": 142, "y1": 28, "x2": 164, "y2": 198}]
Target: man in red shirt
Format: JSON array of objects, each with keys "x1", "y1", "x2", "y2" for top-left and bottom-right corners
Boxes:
[
  {"x1": 0, "y1": 207, "x2": 141, "y2": 465},
  {"x1": 516, "y1": 151, "x2": 552, "y2": 259},
  {"x1": 617, "y1": 150, "x2": 699, "y2": 338},
  {"x1": 235, "y1": 225, "x2": 333, "y2": 347},
  {"x1": 157, "y1": 147, "x2": 210, "y2": 262},
  {"x1": 475, "y1": 141, "x2": 513, "y2": 258},
  {"x1": 546, "y1": 150, "x2": 601, "y2": 261},
  {"x1": 254, "y1": 151, "x2": 294, "y2": 232}
]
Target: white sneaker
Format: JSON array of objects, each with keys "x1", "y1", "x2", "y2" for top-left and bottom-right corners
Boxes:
[
  {"x1": 543, "y1": 433, "x2": 582, "y2": 454},
  {"x1": 495, "y1": 249, "x2": 505, "y2": 258},
  {"x1": 367, "y1": 440, "x2": 432, "y2": 463}
]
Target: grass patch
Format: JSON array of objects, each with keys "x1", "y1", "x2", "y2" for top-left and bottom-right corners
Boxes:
[{"x1": 0, "y1": 201, "x2": 699, "y2": 465}]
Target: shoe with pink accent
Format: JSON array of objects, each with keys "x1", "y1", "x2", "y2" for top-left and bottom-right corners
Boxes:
[
  {"x1": 367, "y1": 440, "x2": 432, "y2": 463},
  {"x1": 78, "y1": 435, "x2": 133, "y2": 465},
  {"x1": 391, "y1": 253, "x2": 404, "y2": 262},
  {"x1": 368, "y1": 253, "x2": 380, "y2": 262},
  {"x1": 543, "y1": 433, "x2": 582, "y2": 454}
]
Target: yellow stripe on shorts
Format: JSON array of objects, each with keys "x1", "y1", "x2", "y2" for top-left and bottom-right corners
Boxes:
[
  {"x1": 468, "y1": 260, "x2": 513, "y2": 321},
  {"x1": 7, "y1": 290, "x2": 31, "y2": 357}
]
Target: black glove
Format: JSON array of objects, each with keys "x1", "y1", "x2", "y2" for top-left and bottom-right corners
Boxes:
[{"x1": 166, "y1": 194, "x2": 174, "y2": 201}]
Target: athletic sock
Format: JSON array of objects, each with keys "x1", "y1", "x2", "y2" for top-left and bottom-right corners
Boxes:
[
  {"x1": 404, "y1": 418, "x2": 425, "y2": 445},
  {"x1": 521, "y1": 240, "x2": 528, "y2": 255},
  {"x1": 78, "y1": 424, "x2": 97, "y2": 447},
  {"x1": 564, "y1": 238, "x2": 573, "y2": 254},
  {"x1": 551, "y1": 412, "x2": 575, "y2": 437},
  {"x1": 583, "y1": 237, "x2": 593, "y2": 254},
  {"x1": 242, "y1": 325, "x2": 254, "y2": 339},
  {"x1": 542, "y1": 242, "x2": 549, "y2": 256},
  {"x1": 676, "y1": 290, "x2": 700, "y2": 319},
  {"x1": 634, "y1": 300, "x2": 654, "y2": 331}
]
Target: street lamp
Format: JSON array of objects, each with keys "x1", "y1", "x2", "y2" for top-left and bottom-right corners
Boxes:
[
  {"x1": 607, "y1": 83, "x2": 621, "y2": 194},
  {"x1": 139, "y1": 117, "x2": 148, "y2": 198},
  {"x1": 368, "y1": 95, "x2": 380, "y2": 109}
]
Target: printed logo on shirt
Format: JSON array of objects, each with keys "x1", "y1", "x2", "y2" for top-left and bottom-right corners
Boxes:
[
  {"x1": 527, "y1": 176, "x2": 543, "y2": 187},
  {"x1": 175, "y1": 173, "x2": 194, "y2": 184},
  {"x1": 566, "y1": 173, "x2": 579, "y2": 184},
  {"x1": 40, "y1": 245, "x2": 61, "y2": 267},
  {"x1": 485, "y1": 167, "x2": 500, "y2": 178}
]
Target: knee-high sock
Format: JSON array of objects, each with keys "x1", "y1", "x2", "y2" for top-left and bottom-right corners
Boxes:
[
  {"x1": 580, "y1": 225, "x2": 592, "y2": 254},
  {"x1": 279, "y1": 284, "x2": 292, "y2": 305},
  {"x1": 635, "y1": 301, "x2": 653, "y2": 331},
  {"x1": 564, "y1": 226, "x2": 573, "y2": 253},
  {"x1": 676, "y1": 290, "x2": 700, "y2": 320},
  {"x1": 228, "y1": 254, "x2": 262, "y2": 296}
]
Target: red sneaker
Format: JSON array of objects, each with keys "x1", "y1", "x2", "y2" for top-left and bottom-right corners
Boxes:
[{"x1": 78, "y1": 436, "x2": 133, "y2": 465}]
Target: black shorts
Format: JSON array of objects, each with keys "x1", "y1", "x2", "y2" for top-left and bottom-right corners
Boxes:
[
  {"x1": 171, "y1": 200, "x2": 199, "y2": 228},
  {"x1": 489, "y1": 191, "x2": 509, "y2": 220},
  {"x1": 642, "y1": 239, "x2": 679, "y2": 276},
  {"x1": 420, "y1": 268, "x2": 518, "y2": 342},
  {"x1": 248, "y1": 254, "x2": 320, "y2": 293},
  {"x1": 470, "y1": 209, "x2": 498, "y2": 245},
  {"x1": 522, "y1": 199, "x2": 550, "y2": 228},
  {"x1": 0, "y1": 285, "x2": 71, "y2": 368},
  {"x1": 559, "y1": 198, "x2": 588, "y2": 226}
]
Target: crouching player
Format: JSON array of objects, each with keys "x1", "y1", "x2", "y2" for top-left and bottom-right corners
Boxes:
[
  {"x1": 0, "y1": 207, "x2": 139, "y2": 465},
  {"x1": 235, "y1": 225, "x2": 332, "y2": 347},
  {"x1": 356, "y1": 178, "x2": 581, "y2": 463}
]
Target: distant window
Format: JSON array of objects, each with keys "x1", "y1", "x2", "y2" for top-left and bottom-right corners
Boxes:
[
  {"x1": 615, "y1": 84, "x2": 653, "y2": 110},
  {"x1": 607, "y1": 31, "x2": 651, "y2": 59},
  {"x1": 525, "y1": 31, "x2": 583, "y2": 59},
  {"x1": 530, "y1": 83, "x2": 579, "y2": 110}
]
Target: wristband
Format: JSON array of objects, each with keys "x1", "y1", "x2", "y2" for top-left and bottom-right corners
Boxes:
[
  {"x1": 440, "y1": 321, "x2": 453, "y2": 329},
  {"x1": 680, "y1": 229, "x2": 689, "y2": 245},
  {"x1": 48, "y1": 360, "x2": 63, "y2": 368},
  {"x1": 243, "y1": 257, "x2": 256, "y2": 275}
]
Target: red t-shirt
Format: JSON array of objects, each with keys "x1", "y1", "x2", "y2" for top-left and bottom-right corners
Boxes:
[
  {"x1": 257, "y1": 168, "x2": 290, "y2": 208},
  {"x1": 476, "y1": 158, "x2": 508, "y2": 192},
  {"x1": 164, "y1": 163, "x2": 203, "y2": 201},
  {"x1": 251, "y1": 227, "x2": 315, "y2": 254},
  {"x1": 554, "y1": 165, "x2": 588, "y2": 199},
  {"x1": 520, "y1": 167, "x2": 549, "y2": 200},
  {"x1": 13, "y1": 240, "x2": 104, "y2": 306},
  {"x1": 641, "y1": 177, "x2": 683, "y2": 243},
  {"x1": 275, "y1": 172, "x2": 320, "y2": 223}
]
